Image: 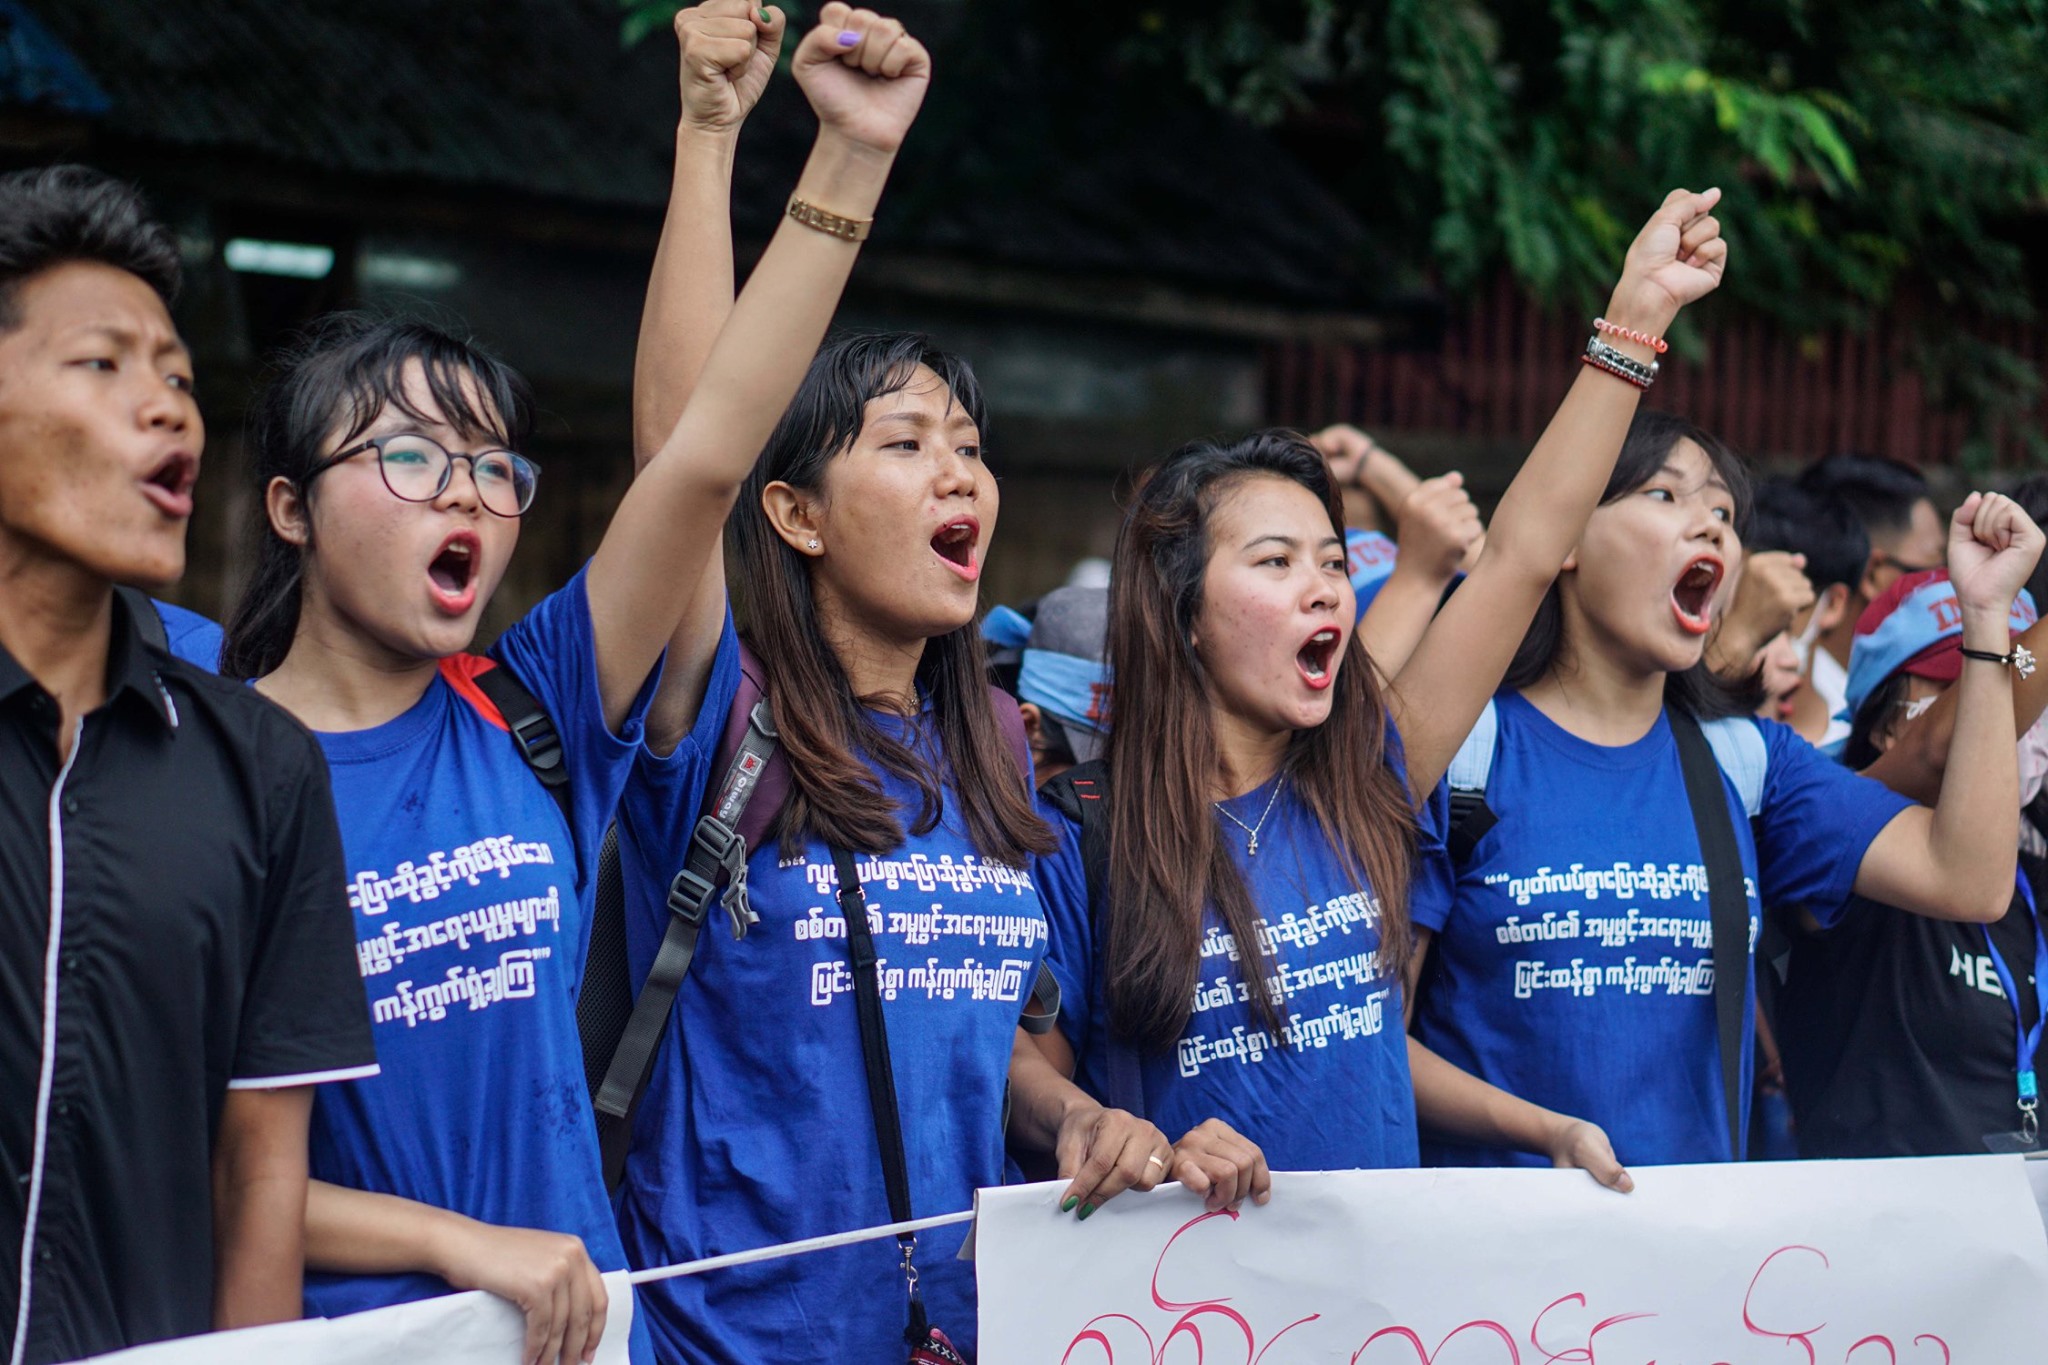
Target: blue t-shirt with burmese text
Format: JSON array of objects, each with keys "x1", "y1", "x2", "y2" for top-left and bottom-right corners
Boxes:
[
  {"x1": 1036, "y1": 738, "x2": 1452, "y2": 1172},
  {"x1": 613, "y1": 612, "x2": 1044, "y2": 1364},
  {"x1": 303, "y1": 567, "x2": 654, "y2": 1362},
  {"x1": 1412, "y1": 691, "x2": 1912, "y2": 1167}
]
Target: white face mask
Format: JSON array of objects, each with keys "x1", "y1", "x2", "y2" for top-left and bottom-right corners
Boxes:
[
  {"x1": 2021, "y1": 715, "x2": 2048, "y2": 808},
  {"x1": 1791, "y1": 600, "x2": 1828, "y2": 674}
]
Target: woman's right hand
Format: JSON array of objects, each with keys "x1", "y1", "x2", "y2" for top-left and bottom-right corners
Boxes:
[
  {"x1": 791, "y1": 4, "x2": 933, "y2": 157},
  {"x1": 1171, "y1": 1118, "x2": 1274, "y2": 1213},
  {"x1": 1607, "y1": 187, "x2": 1728, "y2": 338},
  {"x1": 674, "y1": 0, "x2": 784, "y2": 135},
  {"x1": 1546, "y1": 1116, "x2": 1635, "y2": 1194},
  {"x1": 437, "y1": 1220, "x2": 609, "y2": 1365}
]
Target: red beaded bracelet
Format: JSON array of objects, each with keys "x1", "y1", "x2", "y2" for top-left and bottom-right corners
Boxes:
[{"x1": 1594, "y1": 317, "x2": 1669, "y2": 355}]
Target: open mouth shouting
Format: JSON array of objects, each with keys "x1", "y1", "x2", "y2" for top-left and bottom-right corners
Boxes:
[
  {"x1": 1297, "y1": 626, "x2": 1342, "y2": 690},
  {"x1": 139, "y1": 450, "x2": 198, "y2": 520},
  {"x1": 931, "y1": 516, "x2": 981, "y2": 582},
  {"x1": 427, "y1": 529, "x2": 481, "y2": 616},
  {"x1": 1670, "y1": 556, "x2": 1724, "y2": 637}
]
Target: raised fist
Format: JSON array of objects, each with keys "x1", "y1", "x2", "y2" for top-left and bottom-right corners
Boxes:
[
  {"x1": 792, "y1": 4, "x2": 932, "y2": 155},
  {"x1": 673, "y1": 0, "x2": 783, "y2": 135},
  {"x1": 1395, "y1": 473, "x2": 1484, "y2": 584},
  {"x1": 1948, "y1": 491, "x2": 2046, "y2": 622},
  {"x1": 1309, "y1": 423, "x2": 1377, "y2": 489},
  {"x1": 1610, "y1": 187, "x2": 1728, "y2": 331}
]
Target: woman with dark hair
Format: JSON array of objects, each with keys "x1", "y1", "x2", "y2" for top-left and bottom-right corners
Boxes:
[
  {"x1": 1031, "y1": 193, "x2": 1730, "y2": 1186},
  {"x1": 602, "y1": 4, "x2": 1172, "y2": 1361},
  {"x1": 215, "y1": 10, "x2": 914, "y2": 1361},
  {"x1": 1776, "y1": 565, "x2": 2048, "y2": 1158},
  {"x1": 1411, "y1": 409, "x2": 2038, "y2": 1168}
]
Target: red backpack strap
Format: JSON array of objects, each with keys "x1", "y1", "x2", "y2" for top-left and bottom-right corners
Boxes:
[{"x1": 440, "y1": 653, "x2": 510, "y2": 730}]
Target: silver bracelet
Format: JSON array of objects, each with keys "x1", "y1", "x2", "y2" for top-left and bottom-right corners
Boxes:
[{"x1": 1584, "y1": 335, "x2": 1659, "y2": 387}]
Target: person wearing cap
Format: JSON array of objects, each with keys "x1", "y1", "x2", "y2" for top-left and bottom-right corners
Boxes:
[
  {"x1": 984, "y1": 586, "x2": 1110, "y2": 785},
  {"x1": 1776, "y1": 567, "x2": 2048, "y2": 1158}
]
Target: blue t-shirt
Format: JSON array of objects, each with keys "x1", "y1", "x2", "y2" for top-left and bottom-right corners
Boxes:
[
  {"x1": 303, "y1": 567, "x2": 655, "y2": 1363},
  {"x1": 152, "y1": 598, "x2": 223, "y2": 671},
  {"x1": 1412, "y1": 691, "x2": 1913, "y2": 1167},
  {"x1": 1036, "y1": 735, "x2": 1452, "y2": 1172},
  {"x1": 613, "y1": 614, "x2": 1045, "y2": 1363},
  {"x1": 1346, "y1": 529, "x2": 1398, "y2": 619}
]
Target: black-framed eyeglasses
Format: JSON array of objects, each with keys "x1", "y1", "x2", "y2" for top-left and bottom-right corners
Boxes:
[{"x1": 304, "y1": 432, "x2": 539, "y2": 518}]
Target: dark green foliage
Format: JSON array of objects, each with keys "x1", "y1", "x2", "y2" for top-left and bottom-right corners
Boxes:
[{"x1": 623, "y1": 0, "x2": 2048, "y2": 460}]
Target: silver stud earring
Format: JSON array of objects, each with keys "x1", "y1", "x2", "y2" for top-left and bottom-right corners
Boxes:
[{"x1": 806, "y1": 538, "x2": 820, "y2": 551}]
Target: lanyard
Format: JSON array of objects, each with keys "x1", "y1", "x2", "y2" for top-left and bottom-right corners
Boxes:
[{"x1": 1980, "y1": 869, "x2": 2048, "y2": 1142}]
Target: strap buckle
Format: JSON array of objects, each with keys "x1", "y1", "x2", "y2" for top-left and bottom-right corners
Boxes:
[
  {"x1": 691, "y1": 816, "x2": 758, "y2": 940},
  {"x1": 665, "y1": 866, "x2": 713, "y2": 927},
  {"x1": 898, "y1": 1235, "x2": 921, "y2": 1302},
  {"x1": 506, "y1": 709, "x2": 567, "y2": 787}
]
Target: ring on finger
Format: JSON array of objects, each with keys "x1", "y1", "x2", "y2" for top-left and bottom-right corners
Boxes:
[{"x1": 1146, "y1": 1154, "x2": 1166, "y2": 1170}]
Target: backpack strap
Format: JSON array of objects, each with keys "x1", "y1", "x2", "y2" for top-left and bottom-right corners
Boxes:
[
  {"x1": 1670, "y1": 709, "x2": 1755, "y2": 1161},
  {"x1": 585, "y1": 689, "x2": 778, "y2": 1189},
  {"x1": 1042, "y1": 760, "x2": 1143, "y2": 1117},
  {"x1": 1699, "y1": 715, "x2": 1769, "y2": 819},
  {"x1": 119, "y1": 586, "x2": 169, "y2": 653},
  {"x1": 1445, "y1": 697, "x2": 1501, "y2": 864},
  {"x1": 466, "y1": 657, "x2": 572, "y2": 825}
]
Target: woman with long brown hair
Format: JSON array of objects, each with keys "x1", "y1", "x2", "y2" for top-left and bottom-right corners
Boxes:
[
  {"x1": 1034, "y1": 189, "x2": 1730, "y2": 1182},
  {"x1": 607, "y1": 5, "x2": 1182, "y2": 1360}
]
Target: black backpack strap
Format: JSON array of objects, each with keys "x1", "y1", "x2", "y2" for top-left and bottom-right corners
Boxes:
[
  {"x1": 1445, "y1": 790, "x2": 1498, "y2": 866},
  {"x1": 473, "y1": 662, "x2": 571, "y2": 824},
  {"x1": 117, "y1": 586, "x2": 169, "y2": 652},
  {"x1": 1670, "y1": 709, "x2": 1753, "y2": 1161},
  {"x1": 831, "y1": 845, "x2": 932, "y2": 1350},
  {"x1": 588, "y1": 703, "x2": 778, "y2": 1157},
  {"x1": 578, "y1": 827, "x2": 637, "y2": 1187}
]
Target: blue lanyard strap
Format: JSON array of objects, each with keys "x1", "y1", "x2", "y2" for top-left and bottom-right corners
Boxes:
[{"x1": 1980, "y1": 868, "x2": 2048, "y2": 1141}]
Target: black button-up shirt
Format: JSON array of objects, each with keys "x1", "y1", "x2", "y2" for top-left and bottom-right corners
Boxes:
[{"x1": 1, "y1": 597, "x2": 375, "y2": 1364}]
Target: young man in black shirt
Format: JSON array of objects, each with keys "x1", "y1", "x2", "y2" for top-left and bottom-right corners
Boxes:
[{"x1": 0, "y1": 165, "x2": 375, "y2": 1364}]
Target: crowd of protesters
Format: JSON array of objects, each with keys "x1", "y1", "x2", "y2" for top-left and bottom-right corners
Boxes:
[{"x1": 3, "y1": 4, "x2": 2045, "y2": 1364}]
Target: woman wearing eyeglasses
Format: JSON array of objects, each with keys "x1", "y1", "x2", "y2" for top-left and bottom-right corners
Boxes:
[{"x1": 215, "y1": 16, "x2": 904, "y2": 1355}]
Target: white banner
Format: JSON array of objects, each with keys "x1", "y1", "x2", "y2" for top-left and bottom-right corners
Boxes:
[
  {"x1": 72, "y1": 1270, "x2": 634, "y2": 1365},
  {"x1": 975, "y1": 1157, "x2": 2048, "y2": 1363}
]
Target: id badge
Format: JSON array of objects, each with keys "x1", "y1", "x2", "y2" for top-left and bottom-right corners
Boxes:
[{"x1": 1983, "y1": 1128, "x2": 2042, "y2": 1154}]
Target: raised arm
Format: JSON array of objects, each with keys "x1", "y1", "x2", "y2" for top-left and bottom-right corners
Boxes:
[
  {"x1": 1852, "y1": 494, "x2": 2041, "y2": 922},
  {"x1": 635, "y1": 1, "x2": 783, "y2": 751},
  {"x1": 587, "y1": 4, "x2": 931, "y2": 733},
  {"x1": 1356, "y1": 472, "x2": 1482, "y2": 675},
  {"x1": 1862, "y1": 609, "x2": 2048, "y2": 804},
  {"x1": 1389, "y1": 188, "x2": 1728, "y2": 795}
]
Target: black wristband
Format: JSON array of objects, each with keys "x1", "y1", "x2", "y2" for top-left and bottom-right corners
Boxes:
[{"x1": 1960, "y1": 644, "x2": 2038, "y2": 678}]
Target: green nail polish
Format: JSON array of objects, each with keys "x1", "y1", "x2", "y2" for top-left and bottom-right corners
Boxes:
[
  {"x1": 1077, "y1": 1202, "x2": 1096, "y2": 1221},
  {"x1": 759, "y1": 7, "x2": 771, "y2": 20},
  {"x1": 1059, "y1": 1195, "x2": 1078, "y2": 1213}
]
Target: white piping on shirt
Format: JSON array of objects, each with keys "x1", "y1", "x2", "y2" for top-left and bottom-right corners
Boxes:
[
  {"x1": 225, "y1": 1062, "x2": 381, "y2": 1091},
  {"x1": 10, "y1": 719, "x2": 82, "y2": 1365}
]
